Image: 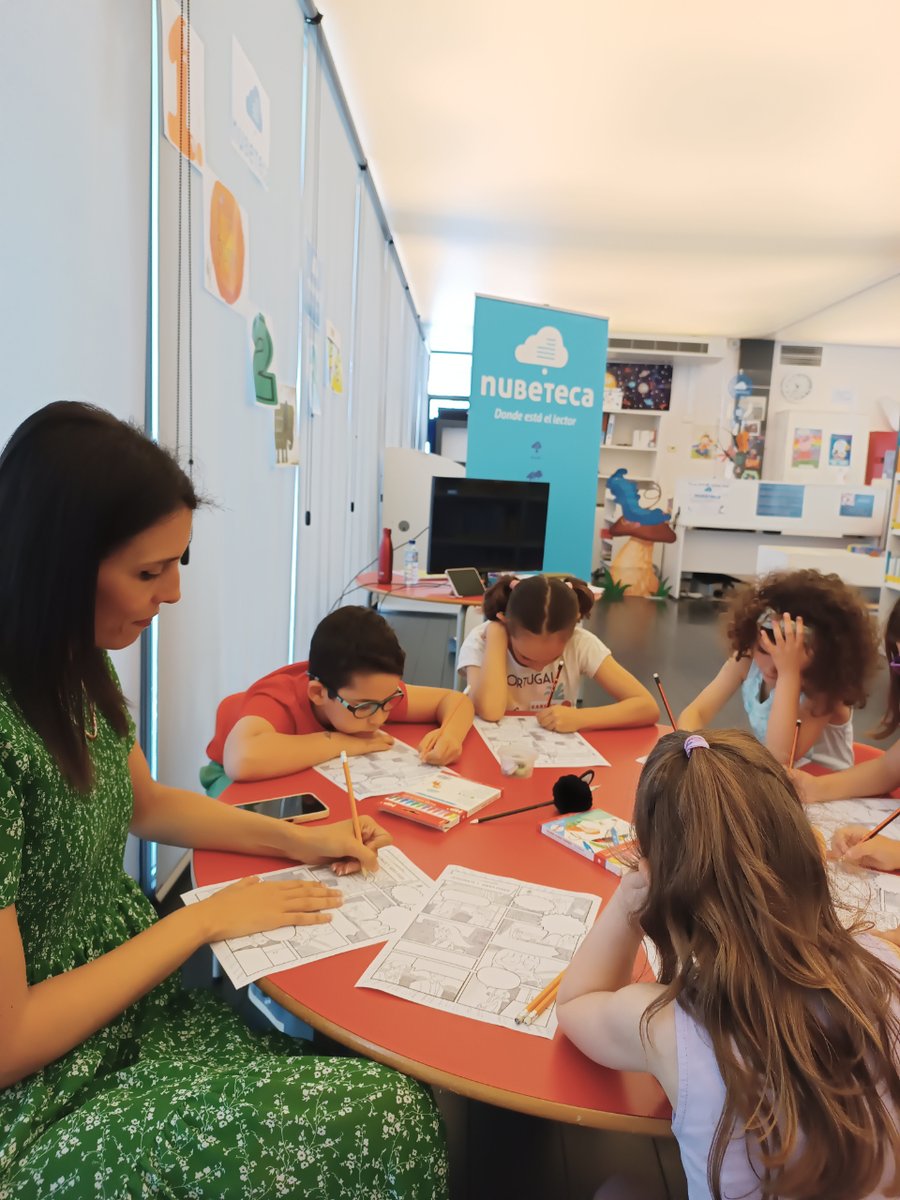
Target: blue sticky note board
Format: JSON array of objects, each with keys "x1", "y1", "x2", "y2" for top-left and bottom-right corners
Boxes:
[
  {"x1": 756, "y1": 483, "x2": 804, "y2": 519},
  {"x1": 839, "y1": 492, "x2": 874, "y2": 519},
  {"x1": 466, "y1": 296, "x2": 609, "y2": 578}
]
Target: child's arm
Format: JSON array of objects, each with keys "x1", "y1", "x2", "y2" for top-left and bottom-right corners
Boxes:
[
  {"x1": 792, "y1": 739, "x2": 900, "y2": 804},
  {"x1": 401, "y1": 686, "x2": 475, "y2": 765},
  {"x1": 556, "y1": 868, "x2": 673, "y2": 1085},
  {"x1": 464, "y1": 621, "x2": 511, "y2": 722},
  {"x1": 761, "y1": 614, "x2": 812, "y2": 764},
  {"x1": 830, "y1": 825, "x2": 900, "y2": 872},
  {"x1": 677, "y1": 655, "x2": 749, "y2": 730},
  {"x1": 538, "y1": 657, "x2": 658, "y2": 733},
  {"x1": 223, "y1": 715, "x2": 392, "y2": 781}
]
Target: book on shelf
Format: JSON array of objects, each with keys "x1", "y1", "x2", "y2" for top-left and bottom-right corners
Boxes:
[{"x1": 541, "y1": 807, "x2": 638, "y2": 874}]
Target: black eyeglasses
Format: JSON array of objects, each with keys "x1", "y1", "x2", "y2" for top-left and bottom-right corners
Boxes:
[{"x1": 309, "y1": 675, "x2": 404, "y2": 719}]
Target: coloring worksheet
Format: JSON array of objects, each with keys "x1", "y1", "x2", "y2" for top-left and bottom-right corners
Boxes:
[
  {"x1": 805, "y1": 799, "x2": 900, "y2": 932},
  {"x1": 181, "y1": 846, "x2": 434, "y2": 988},
  {"x1": 356, "y1": 864, "x2": 601, "y2": 1038},
  {"x1": 474, "y1": 715, "x2": 610, "y2": 769},
  {"x1": 314, "y1": 738, "x2": 436, "y2": 800}
]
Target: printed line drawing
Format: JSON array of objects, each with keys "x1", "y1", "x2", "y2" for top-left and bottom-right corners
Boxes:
[
  {"x1": 474, "y1": 715, "x2": 610, "y2": 769},
  {"x1": 805, "y1": 799, "x2": 900, "y2": 932},
  {"x1": 181, "y1": 846, "x2": 434, "y2": 988},
  {"x1": 314, "y1": 738, "x2": 436, "y2": 800},
  {"x1": 357, "y1": 864, "x2": 601, "y2": 1038}
]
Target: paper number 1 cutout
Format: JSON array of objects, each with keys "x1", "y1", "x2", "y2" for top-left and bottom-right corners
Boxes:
[
  {"x1": 166, "y1": 16, "x2": 204, "y2": 165},
  {"x1": 252, "y1": 314, "x2": 278, "y2": 406}
]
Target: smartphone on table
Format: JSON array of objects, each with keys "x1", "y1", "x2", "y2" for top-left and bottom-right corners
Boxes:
[
  {"x1": 235, "y1": 793, "x2": 329, "y2": 822},
  {"x1": 444, "y1": 567, "x2": 486, "y2": 598}
]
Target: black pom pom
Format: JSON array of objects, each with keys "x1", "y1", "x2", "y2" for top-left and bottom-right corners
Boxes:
[{"x1": 551, "y1": 769, "x2": 594, "y2": 815}]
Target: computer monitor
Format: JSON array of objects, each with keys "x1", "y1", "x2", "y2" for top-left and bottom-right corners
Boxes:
[{"x1": 427, "y1": 477, "x2": 550, "y2": 575}]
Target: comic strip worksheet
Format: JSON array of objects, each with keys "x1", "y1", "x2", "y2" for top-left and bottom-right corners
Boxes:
[
  {"x1": 181, "y1": 846, "x2": 434, "y2": 988},
  {"x1": 356, "y1": 864, "x2": 601, "y2": 1038},
  {"x1": 314, "y1": 738, "x2": 436, "y2": 800},
  {"x1": 805, "y1": 799, "x2": 900, "y2": 932},
  {"x1": 474, "y1": 716, "x2": 610, "y2": 769}
]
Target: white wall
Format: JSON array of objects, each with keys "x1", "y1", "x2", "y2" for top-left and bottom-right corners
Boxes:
[{"x1": 1, "y1": 2, "x2": 151, "y2": 878}]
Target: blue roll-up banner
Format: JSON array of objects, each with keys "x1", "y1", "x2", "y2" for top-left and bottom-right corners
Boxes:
[{"x1": 467, "y1": 294, "x2": 608, "y2": 579}]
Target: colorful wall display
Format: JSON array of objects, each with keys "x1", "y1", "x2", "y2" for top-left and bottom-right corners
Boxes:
[
  {"x1": 467, "y1": 295, "x2": 608, "y2": 578},
  {"x1": 604, "y1": 363, "x2": 672, "y2": 411}
]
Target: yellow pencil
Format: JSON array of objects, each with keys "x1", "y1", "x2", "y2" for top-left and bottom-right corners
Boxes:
[
  {"x1": 514, "y1": 969, "x2": 565, "y2": 1025},
  {"x1": 340, "y1": 749, "x2": 363, "y2": 843},
  {"x1": 523, "y1": 983, "x2": 561, "y2": 1026}
]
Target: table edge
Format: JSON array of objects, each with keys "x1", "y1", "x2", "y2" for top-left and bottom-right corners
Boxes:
[{"x1": 259, "y1": 978, "x2": 673, "y2": 1138}]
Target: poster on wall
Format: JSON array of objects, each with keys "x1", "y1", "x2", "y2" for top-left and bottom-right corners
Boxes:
[
  {"x1": 301, "y1": 240, "x2": 322, "y2": 417},
  {"x1": 273, "y1": 384, "x2": 299, "y2": 467},
  {"x1": 604, "y1": 364, "x2": 672, "y2": 411},
  {"x1": 791, "y1": 428, "x2": 822, "y2": 470},
  {"x1": 326, "y1": 320, "x2": 344, "y2": 395},
  {"x1": 690, "y1": 427, "x2": 717, "y2": 459},
  {"x1": 203, "y1": 172, "x2": 249, "y2": 310},
  {"x1": 466, "y1": 295, "x2": 608, "y2": 578},
  {"x1": 160, "y1": 0, "x2": 206, "y2": 167},
  {"x1": 829, "y1": 433, "x2": 853, "y2": 468},
  {"x1": 231, "y1": 37, "x2": 270, "y2": 187}
]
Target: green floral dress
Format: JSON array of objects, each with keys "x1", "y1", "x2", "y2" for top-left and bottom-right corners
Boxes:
[{"x1": 0, "y1": 680, "x2": 448, "y2": 1199}]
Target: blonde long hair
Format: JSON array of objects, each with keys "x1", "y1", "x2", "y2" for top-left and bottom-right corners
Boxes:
[{"x1": 635, "y1": 729, "x2": 900, "y2": 1200}]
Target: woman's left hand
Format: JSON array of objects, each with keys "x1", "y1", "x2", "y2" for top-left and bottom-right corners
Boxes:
[
  {"x1": 537, "y1": 705, "x2": 581, "y2": 733},
  {"x1": 293, "y1": 816, "x2": 393, "y2": 876},
  {"x1": 761, "y1": 612, "x2": 810, "y2": 678}
]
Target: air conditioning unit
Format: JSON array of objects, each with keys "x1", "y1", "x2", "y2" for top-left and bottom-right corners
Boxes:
[{"x1": 607, "y1": 333, "x2": 728, "y2": 363}]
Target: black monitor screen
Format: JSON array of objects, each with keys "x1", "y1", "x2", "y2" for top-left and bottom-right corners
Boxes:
[{"x1": 427, "y1": 477, "x2": 549, "y2": 574}]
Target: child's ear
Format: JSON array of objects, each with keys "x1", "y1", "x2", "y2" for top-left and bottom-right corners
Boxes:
[{"x1": 307, "y1": 678, "x2": 328, "y2": 705}]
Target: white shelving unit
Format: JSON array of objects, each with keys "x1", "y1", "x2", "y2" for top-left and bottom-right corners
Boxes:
[{"x1": 596, "y1": 411, "x2": 666, "y2": 572}]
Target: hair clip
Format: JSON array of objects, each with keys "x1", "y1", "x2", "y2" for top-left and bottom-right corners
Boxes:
[{"x1": 684, "y1": 734, "x2": 709, "y2": 758}]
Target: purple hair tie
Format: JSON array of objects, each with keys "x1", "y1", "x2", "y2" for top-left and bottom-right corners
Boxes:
[{"x1": 684, "y1": 734, "x2": 709, "y2": 758}]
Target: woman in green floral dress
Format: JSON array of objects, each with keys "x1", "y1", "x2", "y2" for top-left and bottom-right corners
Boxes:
[{"x1": 0, "y1": 403, "x2": 448, "y2": 1199}]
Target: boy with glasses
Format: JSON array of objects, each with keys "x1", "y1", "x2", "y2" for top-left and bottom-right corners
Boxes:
[{"x1": 204, "y1": 606, "x2": 473, "y2": 789}]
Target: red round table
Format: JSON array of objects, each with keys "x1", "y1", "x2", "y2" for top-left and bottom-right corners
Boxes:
[{"x1": 193, "y1": 723, "x2": 671, "y2": 1133}]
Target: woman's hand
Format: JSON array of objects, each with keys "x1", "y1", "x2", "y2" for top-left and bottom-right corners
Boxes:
[
  {"x1": 537, "y1": 705, "x2": 582, "y2": 733},
  {"x1": 297, "y1": 815, "x2": 393, "y2": 876},
  {"x1": 761, "y1": 612, "x2": 810, "y2": 679},
  {"x1": 830, "y1": 825, "x2": 900, "y2": 872},
  {"x1": 199, "y1": 875, "x2": 343, "y2": 942},
  {"x1": 418, "y1": 727, "x2": 463, "y2": 765}
]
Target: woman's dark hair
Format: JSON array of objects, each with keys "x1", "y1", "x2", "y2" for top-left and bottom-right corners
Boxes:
[
  {"x1": 482, "y1": 573, "x2": 594, "y2": 633},
  {"x1": 308, "y1": 606, "x2": 405, "y2": 689},
  {"x1": 634, "y1": 728, "x2": 900, "y2": 1200},
  {"x1": 0, "y1": 402, "x2": 199, "y2": 790},
  {"x1": 873, "y1": 594, "x2": 900, "y2": 740},
  {"x1": 725, "y1": 569, "x2": 878, "y2": 713}
]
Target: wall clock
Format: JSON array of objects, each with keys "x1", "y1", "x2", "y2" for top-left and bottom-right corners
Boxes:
[{"x1": 780, "y1": 372, "x2": 812, "y2": 402}]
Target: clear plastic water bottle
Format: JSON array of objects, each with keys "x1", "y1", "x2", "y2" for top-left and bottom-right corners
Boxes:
[{"x1": 403, "y1": 540, "x2": 419, "y2": 587}]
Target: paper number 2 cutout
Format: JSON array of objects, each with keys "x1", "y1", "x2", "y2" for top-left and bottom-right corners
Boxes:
[
  {"x1": 166, "y1": 16, "x2": 204, "y2": 165},
  {"x1": 252, "y1": 314, "x2": 278, "y2": 406}
]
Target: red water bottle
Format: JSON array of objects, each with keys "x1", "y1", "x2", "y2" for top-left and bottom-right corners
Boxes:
[{"x1": 377, "y1": 528, "x2": 393, "y2": 584}]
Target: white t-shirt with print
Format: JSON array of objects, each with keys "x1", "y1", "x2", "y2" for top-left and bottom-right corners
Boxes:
[{"x1": 457, "y1": 622, "x2": 611, "y2": 712}]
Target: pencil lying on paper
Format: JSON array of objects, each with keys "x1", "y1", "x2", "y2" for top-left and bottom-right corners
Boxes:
[
  {"x1": 652, "y1": 673, "x2": 677, "y2": 730},
  {"x1": 788, "y1": 718, "x2": 801, "y2": 770},
  {"x1": 514, "y1": 969, "x2": 565, "y2": 1025},
  {"x1": 523, "y1": 982, "x2": 562, "y2": 1026}
]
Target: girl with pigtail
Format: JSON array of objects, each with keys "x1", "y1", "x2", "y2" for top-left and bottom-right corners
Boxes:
[
  {"x1": 558, "y1": 728, "x2": 900, "y2": 1200},
  {"x1": 457, "y1": 573, "x2": 658, "y2": 732}
]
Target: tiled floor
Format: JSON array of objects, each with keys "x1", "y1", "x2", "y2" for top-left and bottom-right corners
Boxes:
[{"x1": 160, "y1": 591, "x2": 889, "y2": 1200}]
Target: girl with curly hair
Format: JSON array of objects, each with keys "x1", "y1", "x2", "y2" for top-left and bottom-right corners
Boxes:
[
  {"x1": 558, "y1": 729, "x2": 900, "y2": 1200},
  {"x1": 458, "y1": 573, "x2": 658, "y2": 733},
  {"x1": 677, "y1": 569, "x2": 879, "y2": 768}
]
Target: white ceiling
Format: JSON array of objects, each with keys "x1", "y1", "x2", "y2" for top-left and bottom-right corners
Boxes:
[{"x1": 319, "y1": 0, "x2": 900, "y2": 352}]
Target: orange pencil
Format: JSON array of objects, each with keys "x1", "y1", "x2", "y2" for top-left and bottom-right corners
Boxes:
[
  {"x1": 524, "y1": 982, "x2": 561, "y2": 1026},
  {"x1": 858, "y1": 804, "x2": 900, "y2": 845},
  {"x1": 788, "y1": 718, "x2": 801, "y2": 770}
]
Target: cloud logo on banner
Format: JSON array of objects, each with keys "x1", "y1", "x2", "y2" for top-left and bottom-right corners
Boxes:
[{"x1": 515, "y1": 326, "x2": 569, "y2": 374}]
